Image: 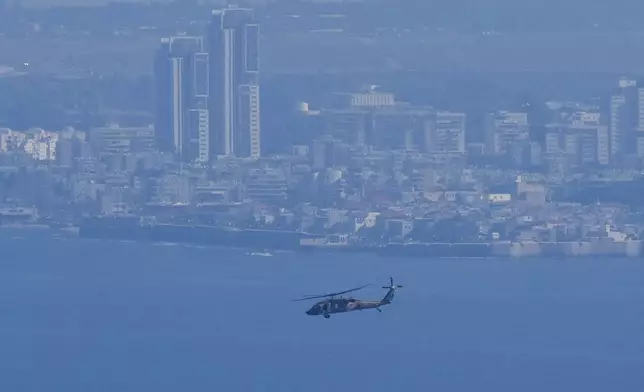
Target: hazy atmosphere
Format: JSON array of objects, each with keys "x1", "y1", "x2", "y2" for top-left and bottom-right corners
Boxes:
[{"x1": 1, "y1": 0, "x2": 644, "y2": 391}]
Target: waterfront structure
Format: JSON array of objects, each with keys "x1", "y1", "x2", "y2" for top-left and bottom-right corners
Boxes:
[
  {"x1": 154, "y1": 36, "x2": 210, "y2": 163},
  {"x1": 207, "y1": 6, "x2": 261, "y2": 159}
]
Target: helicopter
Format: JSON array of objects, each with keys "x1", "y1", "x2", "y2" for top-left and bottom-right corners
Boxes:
[{"x1": 293, "y1": 277, "x2": 402, "y2": 319}]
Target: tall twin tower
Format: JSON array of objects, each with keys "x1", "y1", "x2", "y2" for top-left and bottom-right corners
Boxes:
[{"x1": 155, "y1": 7, "x2": 260, "y2": 163}]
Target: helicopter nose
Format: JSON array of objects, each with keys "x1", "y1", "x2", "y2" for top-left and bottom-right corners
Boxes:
[{"x1": 305, "y1": 309, "x2": 313, "y2": 315}]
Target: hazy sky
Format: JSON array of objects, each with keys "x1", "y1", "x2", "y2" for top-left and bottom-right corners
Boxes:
[{"x1": 17, "y1": 0, "x2": 248, "y2": 6}]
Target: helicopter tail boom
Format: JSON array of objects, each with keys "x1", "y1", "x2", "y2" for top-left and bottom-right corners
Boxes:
[{"x1": 379, "y1": 277, "x2": 402, "y2": 306}]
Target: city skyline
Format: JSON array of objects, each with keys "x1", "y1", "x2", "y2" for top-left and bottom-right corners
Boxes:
[
  {"x1": 1, "y1": 3, "x2": 644, "y2": 392},
  {"x1": 154, "y1": 5, "x2": 261, "y2": 163}
]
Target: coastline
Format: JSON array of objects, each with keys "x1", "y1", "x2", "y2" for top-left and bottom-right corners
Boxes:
[
  {"x1": 1, "y1": 221, "x2": 642, "y2": 259},
  {"x1": 0, "y1": 224, "x2": 79, "y2": 236}
]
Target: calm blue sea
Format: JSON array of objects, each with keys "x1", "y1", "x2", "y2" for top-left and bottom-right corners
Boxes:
[{"x1": 0, "y1": 233, "x2": 643, "y2": 392}]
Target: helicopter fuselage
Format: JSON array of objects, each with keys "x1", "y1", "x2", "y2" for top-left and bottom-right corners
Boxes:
[{"x1": 305, "y1": 297, "x2": 388, "y2": 317}]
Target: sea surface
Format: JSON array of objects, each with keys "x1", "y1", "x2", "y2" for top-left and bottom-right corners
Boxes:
[{"x1": 0, "y1": 232, "x2": 643, "y2": 392}]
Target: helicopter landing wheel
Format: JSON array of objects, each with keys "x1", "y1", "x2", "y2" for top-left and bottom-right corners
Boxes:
[{"x1": 323, "y1": 314, "x2": 330, "y2": 319}]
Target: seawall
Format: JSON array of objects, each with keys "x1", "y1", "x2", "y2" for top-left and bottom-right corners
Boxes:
[
  {"x1": 381, "y1": 240, "x2": 643, "y2": 258},
  {"x1": 78, "y1": 217, "x2": 644, "y2": 258}
]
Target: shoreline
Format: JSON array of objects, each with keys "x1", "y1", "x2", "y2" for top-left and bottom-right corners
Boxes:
[{"x1": 1, "y1": 223, "x2": 642, "y2": 259}]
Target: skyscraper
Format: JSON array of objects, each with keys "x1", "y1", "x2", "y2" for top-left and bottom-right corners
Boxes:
[
  {"x1": 207, "y1": 7, "x2": 261, "y2": 159},
  {"x1": 154, "y1": 36, "x2": 210, "y2": 163},
  {"x1": 608, "y1": 78, "x2": 638, "y2": 162}
]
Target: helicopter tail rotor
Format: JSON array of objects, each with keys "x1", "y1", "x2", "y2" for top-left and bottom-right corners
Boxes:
[
  {"x1": 379, "y1": 277, "x2": 402, "y2": 306},
  {"x1": 382, "y1": 277, "x2": 403, "y2": 290}
]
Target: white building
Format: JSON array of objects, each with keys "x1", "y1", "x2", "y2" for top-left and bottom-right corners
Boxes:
[{"x1": 21, "y1": 129, "x2": 58, "y2": 160}]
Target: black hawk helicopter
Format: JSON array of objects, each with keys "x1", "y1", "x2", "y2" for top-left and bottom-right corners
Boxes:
[{"x1": 293, "y1": 277, "x2": 402, "y2": 319}]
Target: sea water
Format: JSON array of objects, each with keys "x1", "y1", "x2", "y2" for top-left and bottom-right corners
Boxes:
[{"x1": 0, "y1": 234, "x2": 642, "y2": 392}]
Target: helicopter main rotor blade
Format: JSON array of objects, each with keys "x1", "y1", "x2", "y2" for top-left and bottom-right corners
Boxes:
[
  {"x1": 332, "y1": 284, "x2": 370, "y2": 296},
  {"x1": 292, "y1": 284, "x2": 370, "y2": 302},
  {"x1": 292, "y1": 294, "x2": 329, "y2": 302}
]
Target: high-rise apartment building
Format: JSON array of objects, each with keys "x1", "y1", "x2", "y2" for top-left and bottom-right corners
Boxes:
[
  {"x1": 426, "y1": 111, "x2": 466, "y2": 154},
  {"x1": 154, "y1": 36, "x2": 210, "y2": 163},
  {"x1": 608, "y1": 78, "x2": 638, "y2": 162},
  {"x1": 207, "y1": 7, "x2": 260, "y2": 159},
  {"x1": 484, "y1": 111, "x2": 530, "y2": 155},
  {"x1": 544, "y1": 112, "x2": 609, "y2": 169}
]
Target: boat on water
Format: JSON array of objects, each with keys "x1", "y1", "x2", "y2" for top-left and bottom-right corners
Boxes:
[{"x1": 245, "y1": 251, "x2": 273, "y2": 257}]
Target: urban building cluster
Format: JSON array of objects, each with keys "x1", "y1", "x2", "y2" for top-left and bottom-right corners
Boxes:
[{"x1": 2, "y1": 7, "x2": 644, "y2": 257}]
